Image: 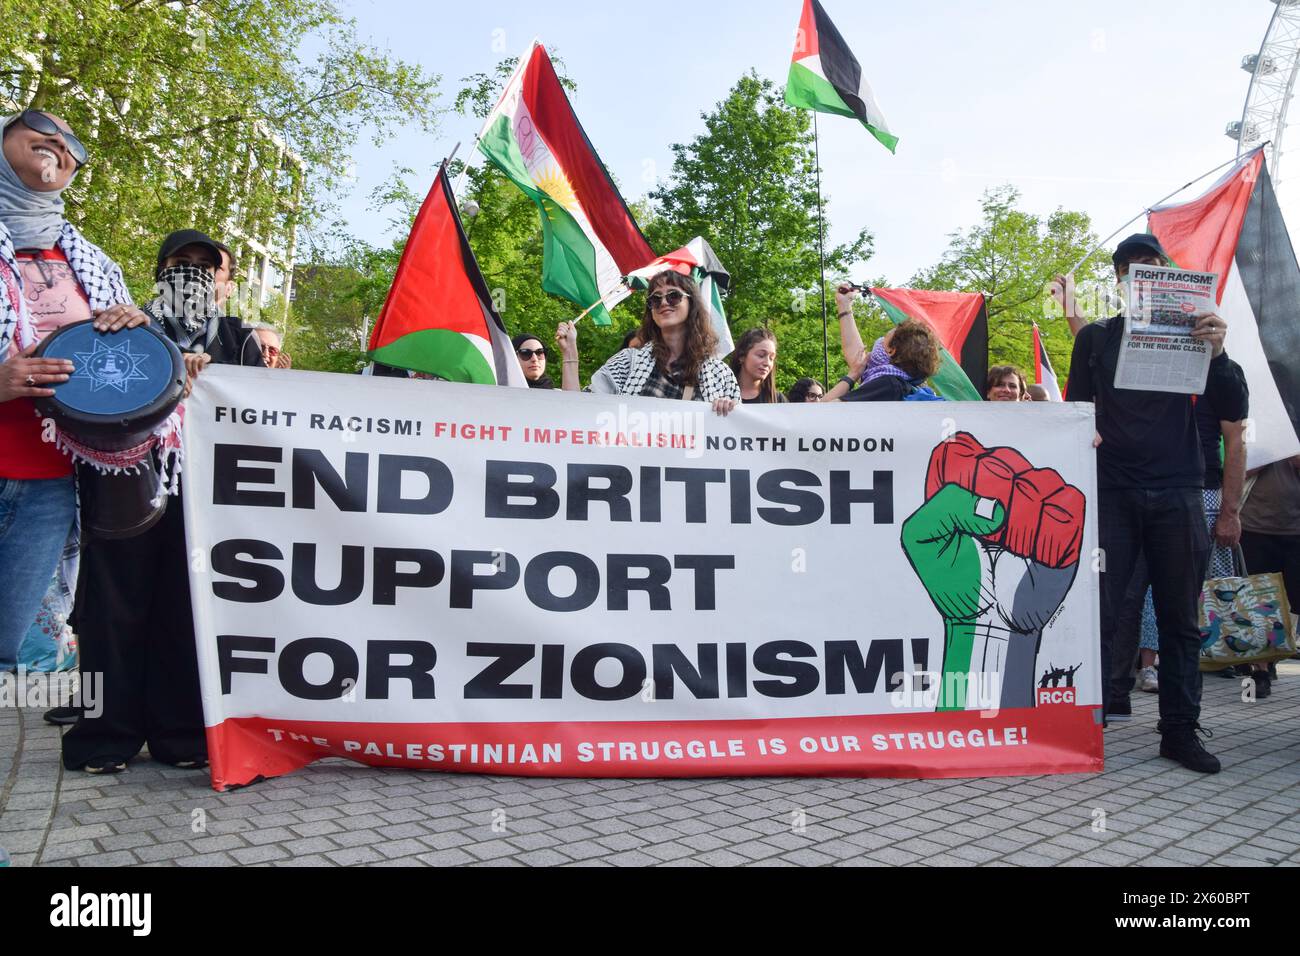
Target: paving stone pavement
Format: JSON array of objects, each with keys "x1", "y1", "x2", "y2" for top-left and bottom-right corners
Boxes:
[{"x1": 3, "y1": 663, "x2": 1298, "y2": 867}]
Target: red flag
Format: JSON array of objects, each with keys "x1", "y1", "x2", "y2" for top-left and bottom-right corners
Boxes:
[{"x1": 368, "y1": 165, "x2": 525, "y2": 386}]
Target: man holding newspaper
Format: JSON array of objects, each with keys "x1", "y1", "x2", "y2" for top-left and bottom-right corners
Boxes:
[{"x1": 1065, "y1": 234, "x2": 1246, "y2": 774}]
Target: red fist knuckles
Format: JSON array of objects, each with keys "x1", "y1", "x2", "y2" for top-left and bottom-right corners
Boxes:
[{"x1": 926, "y1": 433, "x2": 1084, "y2": 569}]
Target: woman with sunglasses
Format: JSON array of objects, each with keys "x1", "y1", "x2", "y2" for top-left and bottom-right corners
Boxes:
[
  {"x1": 582, "y1": 271, "x2": 740, "y2": 414},
  {"x1": 0, "y1": 109, "x2": 148, "y2": 683},
  {"x1": 511, "y1": 333, "x2": 554, "y2": 389}
]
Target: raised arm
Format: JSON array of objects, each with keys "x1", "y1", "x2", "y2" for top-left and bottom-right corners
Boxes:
[
  {"x1": 835, "y1": 284, "x2": 867, "y2": 370},
  {"x1": 556, "y1": 321, "x2": 581, "y2": 392},
  {"x1": 1049, "y1": 274, "x2": 1089, "y2": 338}
]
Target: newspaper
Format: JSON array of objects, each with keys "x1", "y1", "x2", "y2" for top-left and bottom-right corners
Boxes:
[{"x1": 1113, "y1": 265, "x2": 1218, "y2": 394}]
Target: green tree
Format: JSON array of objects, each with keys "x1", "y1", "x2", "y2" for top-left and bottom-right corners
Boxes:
[
  {"x1": 909, "y1": 185, "x2": 1109, "y2": 377},
  {"x1": 284, "y1": 261, "x2": 369, "y2": 373},
  {"x1": 649, "y1": 71, "x2": 873, "y2": 389},
  {"x1": 0, "y1": 0, "x2": 440, "y2": 300},
  {"x1": 284, "y1": 169, "x2": 418, "y2": 373}
]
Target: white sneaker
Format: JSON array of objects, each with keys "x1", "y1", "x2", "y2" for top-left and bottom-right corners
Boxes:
[{"x1": 1139, "y1": 666, "x2": 1159, "y2": 693}]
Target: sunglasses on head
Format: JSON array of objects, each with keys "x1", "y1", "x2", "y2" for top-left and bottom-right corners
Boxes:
[
  {"x1": 517, "y1": 347, "x2": 546, "y2": 359},
  {"x1": 647, "y1": 290, "x2": 689, "y2": 309},
  {"x1": 10, "y1": 110, "x2": 88, "y2": 167}
]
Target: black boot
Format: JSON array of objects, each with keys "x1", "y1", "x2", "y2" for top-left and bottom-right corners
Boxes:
[
  {"x1": 1252, "y1": 672, "x2": 1272, "y2": 699},
  {"x1": 1159, "y1": 724, "x2": 1221, "y2": 774},
  {"x1": 43, "y1": 706, "x2": 81, "y2": 726},
  {"x1": 1106, "y1": 697, "x2": 1132, "y2": 722}
]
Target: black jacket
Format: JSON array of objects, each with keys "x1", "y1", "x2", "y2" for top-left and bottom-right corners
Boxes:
[
  {"x1": 207, "y1": 316, "x2": 265, "y2": 367},
  {"x1": 840, "y1": 375, "x2": 918, "y2": 402},
  {"x1": 1067, "y1": 317, "x2": 1248, "y2": 489}
]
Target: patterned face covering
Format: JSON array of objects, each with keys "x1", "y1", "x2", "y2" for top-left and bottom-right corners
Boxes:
[
  {"x1": 151, "y1": 263, "x2": 218, "y2": 352},
  {"x1": 861, "y1": 336, "x2": 911, "y2": 384}
]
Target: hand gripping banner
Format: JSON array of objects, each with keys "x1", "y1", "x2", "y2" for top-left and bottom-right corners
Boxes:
[{"x1": 183, "y1": 368, "x2": 1103, "y2": 790}]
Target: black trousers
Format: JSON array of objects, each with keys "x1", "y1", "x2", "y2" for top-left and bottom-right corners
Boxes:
[
  {"x1": 1240, "y1": 529, "x2": 1300, "y2": 617},
  {"x1": 1110, "y1": 551, "x2": 1151, "y2": 703},
  {"x1": 1099, "y1": 488, "x2": 1209, "y2": 729},
  {"x1": 62, "y1": 488, "x2": 206, "y2": 768}
]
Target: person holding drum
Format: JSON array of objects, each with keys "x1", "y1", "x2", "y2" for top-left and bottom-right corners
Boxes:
[
  {"x1": 62, "y1": 228, "x2": 266, "y2": 774},
  {"x1": 0, "y1": 109, "x2": 149, "y2": 677}
]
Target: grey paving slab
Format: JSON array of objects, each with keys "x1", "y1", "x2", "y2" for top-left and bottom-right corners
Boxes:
[{"x1": 1, "y1": 661, "x2": 1298, "y2": 866}]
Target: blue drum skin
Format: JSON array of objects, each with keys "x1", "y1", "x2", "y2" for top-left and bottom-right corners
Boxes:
[{"x1": 33, "y1": 320, "x2": 185, "y2": 451}]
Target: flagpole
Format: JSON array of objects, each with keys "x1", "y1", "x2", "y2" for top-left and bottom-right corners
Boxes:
[
  {"x1": 1065, "y1": 147, "x2": 1265, "y2": 277},
  {"x1": 570, "y1": 284, "x2": 629, "y2": 324},
  {"x1": 813, "y1": 111, "x2": 830, "y2": 388}
]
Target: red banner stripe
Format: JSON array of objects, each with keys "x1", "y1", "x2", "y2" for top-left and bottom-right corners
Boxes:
[{"x1": 206, "y1": 707, "x2": 1104, "y2": 791}]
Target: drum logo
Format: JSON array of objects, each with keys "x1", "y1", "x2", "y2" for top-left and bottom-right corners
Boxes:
[{"x1": 74, "y1": 339, "x2": 149, "y2": 393}]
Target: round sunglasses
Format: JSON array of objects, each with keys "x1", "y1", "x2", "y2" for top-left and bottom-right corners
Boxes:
[
  {"x1": 8, "y1": 110, "x2": 88, "y2": 167},
  {"x1": 647, "y1": 290, "x2": 690, "y2": 309}
]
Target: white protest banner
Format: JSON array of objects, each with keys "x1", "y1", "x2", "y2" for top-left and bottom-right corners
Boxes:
[{"x1": 183, "y1": 368, "x2": 1102, "y2": 790}]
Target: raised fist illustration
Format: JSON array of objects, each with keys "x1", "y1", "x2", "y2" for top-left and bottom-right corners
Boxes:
[{"x1": 901, "y1": 432, "x2": 1085, "y2": 711}]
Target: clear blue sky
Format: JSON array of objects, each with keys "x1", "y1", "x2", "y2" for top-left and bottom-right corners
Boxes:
[{"x1": 329, "y1": 0, "x2": 1268, "y2": 285}]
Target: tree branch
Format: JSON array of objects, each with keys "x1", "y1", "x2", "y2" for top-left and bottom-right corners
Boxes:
[
  {"x1": 138, "y1": 114, "x2": 247, "y2": 143},
  {"x1": 271, "y1": 81, "x2": 408, "y2": 125}
]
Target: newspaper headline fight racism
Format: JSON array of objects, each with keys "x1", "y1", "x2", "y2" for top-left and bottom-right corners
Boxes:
[{"x1": 1115, "y1": 264, "x2": 1220, "y2": 395}]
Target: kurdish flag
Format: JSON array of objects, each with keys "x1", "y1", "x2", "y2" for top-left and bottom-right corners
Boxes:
[
  {"x1": 1149, "y1": 147, "x2": 1300, "y2": 468},
  {"x1": 624, "y1": 236, "x2": 734, "y2": 356},
  {"x1": 478, "y1": 42, "x2": 656, "y2": 326},
  {"x1": 367, "y1": 164, "x2": 526, "y2": 386},
  {"x1": 870, "y1": 288, "x2": 986, "y2": 400},
  {"x1": 785, "y1": 0, "x2": 897, "y2": 153}
]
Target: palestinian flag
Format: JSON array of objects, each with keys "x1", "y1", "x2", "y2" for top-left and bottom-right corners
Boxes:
[
  {"x1": 478, "y1": 42, "x2": 656, "y2": 325},
  {"x1": 624, "y1": 236, "x2": 734, "y2": 356},
  {"x1": 1032, "y1": 322, "x2": 1062, "y2": 401},
  {"x1": 785, "y1": 0, "x2": 897, "y2": 153},
  {"x1": 869, "y1": 288, "x2": 986, "y2": 400},
  {"x1": 1149, "y1": 147, "x2": 1300, "y2": 468},
  {"x1": 367, "y1": 164, "x2": 526, "y2": 386}
]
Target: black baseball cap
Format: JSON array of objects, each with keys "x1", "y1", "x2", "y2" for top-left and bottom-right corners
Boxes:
[
  {"x1": 156, "y1": 229, "x2": 223, "y2": 278},
  {"x1": 1112, "y1": 233, "x2": 1169, "y2": 269}
]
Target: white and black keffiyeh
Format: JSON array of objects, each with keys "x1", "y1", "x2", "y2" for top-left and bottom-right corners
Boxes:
[
  {"x1": 147, "y1": 263, "x2": 219, "y2": 353},
  {"x1": 0, "y1": 219, "x2": 133, "y2": 356},
  {"x1": 589, "y1": 344, "x2": 741, "y2": 402}
]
